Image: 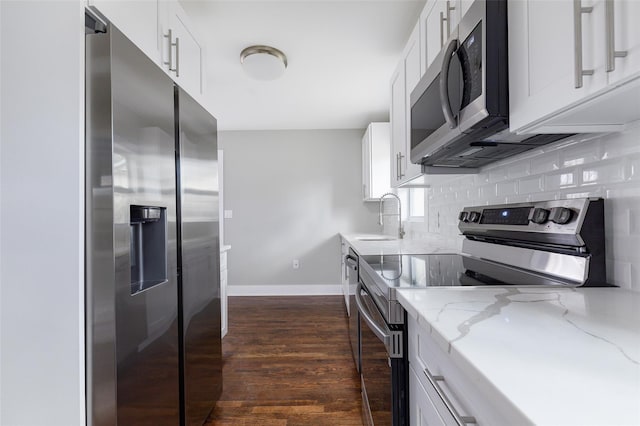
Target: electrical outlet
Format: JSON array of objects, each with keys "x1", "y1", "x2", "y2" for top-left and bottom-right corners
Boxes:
[{"x1": 292, "y1": 259, "x2": 300, "y2": 269}]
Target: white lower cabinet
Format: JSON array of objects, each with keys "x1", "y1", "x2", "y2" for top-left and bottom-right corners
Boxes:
[
  {"x1": 220, "y1": 250, "x2": 228, "y2": 337},
  {"x1": 409, "y1": 364, "x2": 451, "y2": 426},
  {"x1": 407, "y1": 314, "x2": 517, "y2": 425}
]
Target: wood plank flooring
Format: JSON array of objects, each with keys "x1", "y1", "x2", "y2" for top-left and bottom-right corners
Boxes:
[{"x1": 204, "y1": 296, "x2": 363, "y2": 425}]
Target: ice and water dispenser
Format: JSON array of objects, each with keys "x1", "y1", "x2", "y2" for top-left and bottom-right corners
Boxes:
[{"x1": 130, "y1": 205, "x2": 168, "y2": 295}]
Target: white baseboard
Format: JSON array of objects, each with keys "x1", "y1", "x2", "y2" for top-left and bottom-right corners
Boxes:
[{"x1": 227, "y1": 284, "x2": 342, "y2": 297}]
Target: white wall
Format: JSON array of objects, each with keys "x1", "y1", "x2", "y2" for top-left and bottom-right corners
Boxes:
[
  {"x1": 220, "y1": 129, "x2": 380, "y2": 295},
  {"x1": 0, "y1": 2, "x2": 85, "y2": 424},
  {"x1": 404, "y1": 124, "x2": 640, "y2": 292}
]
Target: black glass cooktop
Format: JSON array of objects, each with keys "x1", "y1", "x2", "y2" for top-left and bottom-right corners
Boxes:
[{"x1": 359, "y1": 253, "x2": 575, "y2": 298}]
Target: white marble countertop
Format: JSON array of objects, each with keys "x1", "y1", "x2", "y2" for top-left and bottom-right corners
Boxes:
[
  {"x1": 397, "y1": 287, "x2": 640, "y2": 425},
  {"x1": 340, "y1": 233, "x2": 458, "y2": 256}
]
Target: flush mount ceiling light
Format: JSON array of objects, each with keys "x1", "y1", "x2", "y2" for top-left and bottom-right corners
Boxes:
[{"x1": 240, "y1": 45, "x2": 288, "y2": 81}]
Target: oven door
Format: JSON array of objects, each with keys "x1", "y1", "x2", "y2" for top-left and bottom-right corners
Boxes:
[{"x1": 356, "y1": 282, "x2": 407, "y2": 426}]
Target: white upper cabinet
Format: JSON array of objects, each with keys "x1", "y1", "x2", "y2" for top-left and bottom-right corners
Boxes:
[
  {"x1": 87, "y1": 0, "x2": 160, "y2": 64},
  {"x1": 391, "y1": 24, "x2": 424, "y2": 188},
  {"x1": 420, "y1": 0, "x2": 474, "y2": 73},
  {"x1": 160, "y1": 1, "x2": 204, "y2": 98},
  {"x1": 362, "y1": 122, "x2": 391, "y2": 201},
  {"x1": 390, "y1": 62, "x2": 407, "y2": 188},
  {"x1": 608, "y1": 0, "x2": 640, "y2": 84},
  {"x1": 509, "y1": 0, "x2": 640, "y2": 134},
  {"x1": 87, "y1": 0, "x2": 204, "y2": 99}
]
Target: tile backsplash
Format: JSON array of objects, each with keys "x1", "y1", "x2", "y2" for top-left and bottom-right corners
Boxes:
[{"x1": 402, "y1": 123, "x2": 640, "y2": 292}]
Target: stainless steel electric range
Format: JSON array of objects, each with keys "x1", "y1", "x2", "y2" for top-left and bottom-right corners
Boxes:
[{"x1": 355, "y1": 198, "x2": 610, "y2": 426}]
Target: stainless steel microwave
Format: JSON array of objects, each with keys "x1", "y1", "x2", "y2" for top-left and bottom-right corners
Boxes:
[{"x1": 409, "y1": 0, "x2": 570, "y2": 170}]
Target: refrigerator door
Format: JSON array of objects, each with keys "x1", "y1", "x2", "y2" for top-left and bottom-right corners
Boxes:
[
  {"x1": 87, "y1": 25, "x2": 181, "y2": 425},
  {"x1": 176, "y1": 86, "x2": 223, "y2": 424}
]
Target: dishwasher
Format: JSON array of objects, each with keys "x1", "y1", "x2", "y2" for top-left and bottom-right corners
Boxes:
[{"x1": 345, "y1": 247, "x2": 360, "y2": 372}]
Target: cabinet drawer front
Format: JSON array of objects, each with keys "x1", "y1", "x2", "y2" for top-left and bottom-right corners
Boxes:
[
  {"x1": 408, "y1": 316, "x2": 478, "y2": 424},
  {"x1": 410, "y1": 364, "x2": 455, "y2": 426},
  {"x1": 407, "y1": 315, "x2": 528, "y2": 425}
]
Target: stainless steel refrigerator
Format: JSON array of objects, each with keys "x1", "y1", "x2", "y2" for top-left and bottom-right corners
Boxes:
[{"x1": 85, "y1": 20, "x2": 222, "y2": 426}]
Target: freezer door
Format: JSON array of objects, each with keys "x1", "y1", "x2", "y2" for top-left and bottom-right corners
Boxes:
[
  {"x1": 86, "y1": 24, "x2": 181, "y2": 425},
  {"x1": 176, "y1": 86, "x2": 222, "y2": 424}
]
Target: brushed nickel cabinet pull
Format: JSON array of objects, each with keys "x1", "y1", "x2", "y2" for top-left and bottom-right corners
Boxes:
[
  {"x1": 423, "y1": 366, "x2": 477, "y2": 426},
  {"x1": 573, "y1": 0, "x2": 594, "y2": 88},
  {"x1": 164, "y1": 29, "x2": 178, "y2": 75},
  {"x1": 605, "y1": 0, "x2": 628, "y2": 72}
]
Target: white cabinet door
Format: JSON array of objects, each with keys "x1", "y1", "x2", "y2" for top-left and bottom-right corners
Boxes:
[
  {"x1": 160, "y1": 1, "x2": 204, "y2": 98},
  {"x1": 391, "y1": 24, "x2": 427, "y2": 188},
  {"x1": 390, "y1": 62, "x2": 406, "y2": 188},
  {"x1": 362, "y1": 126, "x2": 372, "y2": 200},
  {"x1": 362, "y1": 123, "x2": 391, "y2": 201},
  {"x1": 409, "y1": 364, "x2": 451, "y2": 426},
  {"x1": 608, "y1": 0, "x2": 640, "y2": 84},
  {"x1": 405, "y1": 23, "x2": 423, "y2": 96},
  {"x1": 420, "y1": 0, "x2": 473, "y2": 74},
  {"x1": 88, "y1": 0, "x2": 160, "y2": 64},
  {"x1": 402, "y1": 25, "x2": 425, "y2": 184},
  {"x1": 423, "y1": 0, "x2": 447, "y2": 71}
]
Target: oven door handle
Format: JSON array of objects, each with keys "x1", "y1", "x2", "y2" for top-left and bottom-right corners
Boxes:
[{"x1": 355, "y1": 282, "x2": 391, "y2": 349}]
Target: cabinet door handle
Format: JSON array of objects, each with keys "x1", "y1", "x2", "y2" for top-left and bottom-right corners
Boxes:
[
  {"x1": 175, "y1": 37, "x2": 180, "y2": 77},
  {"x1": 395, "y1": 152, "x2": 400, "y2": 180},
  {"x1": 605, "y1": 0, "x2": 627, "y2": 72},
  {"x1": 164, "y1": 29, "x2": 178, "y2": 75},
  {"x1": 423, "y1": 366, "x2": 477, "y2": 426},
  {"x1": 440, "y1": 11, "x2": 446, "y2": 48},
  {"x1": 399, "y1": 153, "x2": 405, "y2": 178},
  {"x1": 363, "y1": 183, "x2": 366, "y2": 199},
  {"x1": 573, "y1": 0, "x2": 594, "y2": 88},
  {"x1": 446, "y1": 0, "x2": 455, "y2": 38}
]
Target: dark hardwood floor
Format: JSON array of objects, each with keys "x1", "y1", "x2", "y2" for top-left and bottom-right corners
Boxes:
[{"x1": 205, "y1": 296, "x2": 363, "y2": 425}]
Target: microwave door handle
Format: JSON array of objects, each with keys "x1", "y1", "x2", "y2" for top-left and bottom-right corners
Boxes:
[{"x1": 439, "y1": 39, "x2": 459, "y2": 129}]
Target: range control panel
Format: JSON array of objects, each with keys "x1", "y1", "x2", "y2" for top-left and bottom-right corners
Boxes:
[{"x1": 457, "y1": 198, "x2": 603, "y2": 240}]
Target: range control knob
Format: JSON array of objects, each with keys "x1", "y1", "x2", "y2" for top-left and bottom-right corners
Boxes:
[
  {"x1": 458, "y1": 211, "x2": 469, "y2": 222},
  {"x1": 468, "y1": 211, "x2": 481, "y2": 223},
  {"x1": 549, "y1": 207, "x2": 573, "y2": 224},
  {"x1": 530, "y1": 208, "x2": 550, "y2": 224}
]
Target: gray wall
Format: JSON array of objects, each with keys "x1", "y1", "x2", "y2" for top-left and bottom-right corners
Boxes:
[{"x1": 220, "y1": 130, "x2": 380, "y2": 290}]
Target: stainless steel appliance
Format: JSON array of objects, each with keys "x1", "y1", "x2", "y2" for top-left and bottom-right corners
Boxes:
[
  {"x1": 357, "y1": 198, "x2": 609, "y2": 425},
  {"x1": 409, "y1": 0, "x2": 571, "y2": 171},
  {"x1": 85, "y1": 19, "x2": 221, "y2": 426},
  {"x1": 345, "y1": 248, "x2": 360, "y2": 372}
]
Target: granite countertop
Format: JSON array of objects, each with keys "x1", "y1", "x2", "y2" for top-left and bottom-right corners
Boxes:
[
  {"x1": 340, "y1": 233, "x2": 458, "y2": 256},
  {"x1": 397, "y1": 287, "x2": 640, "y2": 425}
]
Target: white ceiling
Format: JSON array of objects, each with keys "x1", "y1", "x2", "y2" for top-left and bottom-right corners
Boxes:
[{"x1": 180, "y1": 0, "x2": 426, "y2": 131}]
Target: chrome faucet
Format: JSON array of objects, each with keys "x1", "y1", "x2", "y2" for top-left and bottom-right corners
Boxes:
[{"x1": 378, "y1": 192, "x2": 405, "y2": 239}]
